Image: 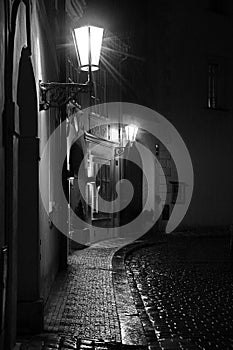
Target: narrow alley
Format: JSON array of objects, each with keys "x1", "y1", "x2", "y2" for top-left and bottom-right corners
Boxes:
[{"x1": 2, "y1": 1, "x2": 233, "y2": 349}]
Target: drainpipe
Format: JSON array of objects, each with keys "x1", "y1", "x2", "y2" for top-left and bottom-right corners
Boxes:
[{"x1": 57, "y1": 0, "x2": 68, "y2": 270}]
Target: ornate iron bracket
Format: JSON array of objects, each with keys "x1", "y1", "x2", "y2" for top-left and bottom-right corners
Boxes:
[{"x1": 39, "y1": 81, "x2": 92, "y2": 111}]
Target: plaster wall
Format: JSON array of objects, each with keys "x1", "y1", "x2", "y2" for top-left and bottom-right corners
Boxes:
[
  {"x1": 0, "y1": 0, "x2": 6, "y2": 346},
  {"x1": 140, "y1": 2, "x2": 233, "y2": 231}
]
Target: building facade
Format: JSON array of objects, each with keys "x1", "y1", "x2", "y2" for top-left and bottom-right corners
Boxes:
[
  {"x1": 1, "y1": 0, "x2": 233, "y2": 349},
  {"x1": 0, "y1": 0, "x2": 75, "y2": 348}
]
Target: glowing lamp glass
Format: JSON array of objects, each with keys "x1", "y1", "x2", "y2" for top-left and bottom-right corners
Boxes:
[
  {"x1": 73, "y1": 25, "x2": 104, "y2": 72},
  {"x1": 125, "y1": 125, "x2": 138, "y2": 143},
  {"x1": 110, "y1": 127, "x2": 119, "y2": 142}
]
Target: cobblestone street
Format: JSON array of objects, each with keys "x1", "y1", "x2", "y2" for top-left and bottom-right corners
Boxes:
[
  {"x1": 17, "y1": 234, "x2": 233, "y2": 350},
  {"x1": 125, "y1": 234, "x2": 233, "y2": 350}
]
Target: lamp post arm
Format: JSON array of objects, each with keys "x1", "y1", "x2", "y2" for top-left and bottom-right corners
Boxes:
[{"x1": 39, "y1": 81, "x2": 93, "y2": 110}]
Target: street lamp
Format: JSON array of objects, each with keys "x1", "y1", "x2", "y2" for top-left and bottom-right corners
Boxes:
[
  {"x1": 114, "y1": 124, "x2": 138, "y2": 157},
  {"x1": 73, "y1": 26, "x2": 104, "y2": 72},
  {"x1": 39, "y1": 25, "x2": 104, "y2": 111},
  {"x1": 125, "y1": 124, "x2": 138, "y2": 145}
]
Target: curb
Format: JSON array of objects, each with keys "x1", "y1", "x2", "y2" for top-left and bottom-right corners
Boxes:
[{"x1": 112, "y1": 236, "x2": 167, "y2": 349}]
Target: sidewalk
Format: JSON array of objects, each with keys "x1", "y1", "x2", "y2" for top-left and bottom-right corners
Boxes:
[{"x1": 17, "y1": 238, "x2": 149, "y2": 350}]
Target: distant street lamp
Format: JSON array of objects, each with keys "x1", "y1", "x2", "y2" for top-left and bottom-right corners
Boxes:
[
  {"x1": 39, "y1": 25, "x2": 104, "y2": 110},
  {"x1": 125, "y1": 124, "x2": 138, "y2": 145},
  {"x1": 114, "y1": 124, "x2": 138, "y2": 157}
]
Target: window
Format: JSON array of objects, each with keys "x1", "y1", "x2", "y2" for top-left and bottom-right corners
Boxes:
[
  {"x1": 207, "y1": 58, "x2": 229, "y2": 111},
  {"x1": 207, "y1": 63, "x2": 218, "y2": 109}
]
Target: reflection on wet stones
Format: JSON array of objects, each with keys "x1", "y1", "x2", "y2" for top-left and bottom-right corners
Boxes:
[{"x1": 125, "y1": 236, "x2": 233, "y2": 349}]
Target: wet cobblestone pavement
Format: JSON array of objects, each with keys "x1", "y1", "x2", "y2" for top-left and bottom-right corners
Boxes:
[
  {"x1": 17, "y1": 238, "x2": 147, "y2": 349},
  {"x1": 17, "y1": 333, "x2": 146, "y2": 349},
  {"x1": 44, "y1": 246, "x2": 121, "y2": 341},
  {"x1": 125, "y1": 235, "x2": 233, "y2": 350}
]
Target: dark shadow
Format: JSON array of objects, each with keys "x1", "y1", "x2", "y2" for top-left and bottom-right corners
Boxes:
[
  {"x1": 16, "y1": 47, "x2": 42, "y2": 333},
  {"x1": 17, "y1": 47, "x2": 37, "y2": 136},
  {"x1": 120, "y1": 143, "x2": 143, "y2": 226}
]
